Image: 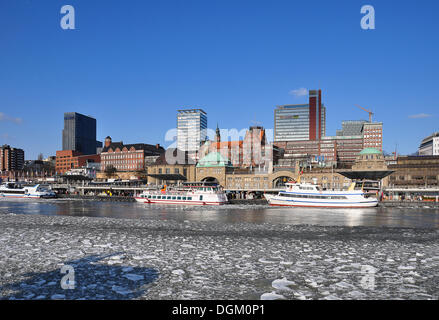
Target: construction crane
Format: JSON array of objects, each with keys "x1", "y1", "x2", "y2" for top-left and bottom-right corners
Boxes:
[{"x1": 355, "y1": 105, "x2": 374, "y2": 122}]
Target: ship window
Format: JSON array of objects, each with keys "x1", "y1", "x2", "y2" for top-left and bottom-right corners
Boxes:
[
  {"x1": 177, "y1": 197, "x2": 181, "y2": 200},
  {"x1": 182, "y1": 197, "x2": 186, "y2": 200},
  {"x1": 188, "y1": 197, "x2": 192, "y2": 200},
  {"x1": 152, "y1": 196, "x2": 156, "y2": 199},
  {"x1": 172, "y1": 196, "x2": 176, "y2": 200},
  {"x1": 200, "y1": 195, "x2": 203, "y2": 200},
  {"x1": 2, "y1": 190, "x2": 26, "y2": 194},
  {"x1": 167, "y1": 196, "x2": 171, "y2": 200}
]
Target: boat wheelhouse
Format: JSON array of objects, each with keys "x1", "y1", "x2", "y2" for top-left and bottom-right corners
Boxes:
[{"x1": 134, "y1": 181, "x2": 228, "y2": 205}]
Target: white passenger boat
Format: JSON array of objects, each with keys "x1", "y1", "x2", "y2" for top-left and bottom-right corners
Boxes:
[
  {"x1": 0, "y1": 182, "x2": 57, "y2": 199},
  {"x1": 265, "y1": 180, "x2": 378, "y2": 208},
  {"x1": 134, "y1": 182, "x2": 228, "y2": 205}
]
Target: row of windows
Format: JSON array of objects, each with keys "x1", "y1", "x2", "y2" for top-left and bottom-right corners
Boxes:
[
  {"x1": 0, "y1": 190, "x2": 26, "y2": 194},
  {"x1": 152, "y1": 168, "x2": 181, "y2": 174},
  {"x1": 231, "y1": 183, "x2": 270, "y2": 188},
  {"x1": 104, "y1": 160, "x2": 142, "y2": 164},
  {"x1": 227, "y1": 177, "x2": 269, "y2": 181},
  {"x1": 390, "y1": 176, "x2": 438, "y2": 180},
  {"x1": 364, "y1": 134, "x2": 381, "y2": 138},
  {"x1": 102, "y1": 154, "x2": 142, "y2": 159},
  {"x1": 105, "y1": 165, "x2": 142, "y2": 170},
  {"x1": 279, "y1": 193, "x2": 348, "y2": 200},
  {"x1": 142, "y1": 195, "x2": 195, "y2": 201}
]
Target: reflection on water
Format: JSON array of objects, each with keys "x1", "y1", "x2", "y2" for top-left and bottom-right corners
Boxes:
[{"x1": 1, "y1": 199, "x2": 439, "y2": 229}]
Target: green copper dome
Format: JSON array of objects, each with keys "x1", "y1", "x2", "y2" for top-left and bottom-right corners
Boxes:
[
  {"x1": 359, "y1": 148, "x2": 382, "y2": 155},
  {"x1": 196, "y1": 152, "x2": 231, "y2": 167}
]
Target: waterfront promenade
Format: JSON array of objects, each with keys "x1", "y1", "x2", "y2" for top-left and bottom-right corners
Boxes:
[{"x1": 1, "y1": 212, "x2": 439, "y2": 300}]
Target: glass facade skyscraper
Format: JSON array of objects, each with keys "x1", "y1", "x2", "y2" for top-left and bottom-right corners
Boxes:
[
  {"x1": 62, "y1": 112, "x2": 97, "y2": 155},
  {"x1": 274, "y1": 104, "x2": 311, "y2": 141},
  {"x1": 177, "y1": 109, "x2": 207, "y2": 152},
  {"x1": 274, "y1": 90, "x2": 326, "y2": 142}
]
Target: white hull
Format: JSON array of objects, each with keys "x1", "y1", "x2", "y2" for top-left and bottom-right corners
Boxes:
[
  {"x1": 266, "y1": 196, "x2": 378, "y2": 208},
  {"x1": 0, "y1": 194, "x2": 51, "y2": 199},
  {"x1": 264, "y1": 182, "x2": 379, "y2": 208},
  {"x1": 0, "y1": 183, "x2": 56, "y2": 199},
  {"x1": 134, "y1": 197, "x2": 226, "y2": 206},
  {"x1": 135, "y1": 182, "x2": 228, "y2": 206}
]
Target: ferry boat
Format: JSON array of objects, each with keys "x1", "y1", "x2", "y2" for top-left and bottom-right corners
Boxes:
[
  {"x1": 0, "y1": 182, "x2": 57, "y2": 199},
  {"x1": 265, "y1": 179, "x2": 378, "y2": 208},
  {"x1": 134, "y1": 181, "x2": 228, "y2": 205}
]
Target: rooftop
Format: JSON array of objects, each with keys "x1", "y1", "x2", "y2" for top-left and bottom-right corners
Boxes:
[
  {"x1": 196, "y1": 152, "x2": 231, "y2": 168},
  {"x1": 177, "y1": 109, "x2": 207, "y2": 115},
  {"x1": 359, "y1": 148, "x2": 382, "y2": 155}
]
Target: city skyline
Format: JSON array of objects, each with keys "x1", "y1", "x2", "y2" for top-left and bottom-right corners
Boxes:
[{"x1": 1, "y1": 0, "x2": 438, "y2": 159}]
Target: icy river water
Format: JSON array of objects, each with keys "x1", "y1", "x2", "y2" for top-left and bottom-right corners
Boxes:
[
  {"x1": 1, "y1": 199, "x2": 439, "y2": 228},
  {"x1": 1, "y1": 199, "x2": 439, "y2": 300}
]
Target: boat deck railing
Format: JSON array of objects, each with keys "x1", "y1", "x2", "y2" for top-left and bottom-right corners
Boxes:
[{"x1": 141, "y1": 189, "x2": 224, "y2": 196}]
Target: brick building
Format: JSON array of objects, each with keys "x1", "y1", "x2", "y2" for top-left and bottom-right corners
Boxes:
[
  {"x1": 100, "y1": 136, "x2": 165, "y2": 173},
  {"x1": 362, "y1": 122, "x2": 383, "y2": 151},
  {"x1": 274, "y1": 121, "x2": 381, "y2": 168},
  {"x1": 56, "y1": 150, "x2": 101, "y2": 174}
]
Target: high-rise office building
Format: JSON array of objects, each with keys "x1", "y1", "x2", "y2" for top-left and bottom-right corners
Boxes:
[
  {"x1": 362, "y1": 122, "x2": 383, "y2": 151},
  {"x1": 274, "y1": 90, "x2": 326, "y2": 142},
  {"x1": 177, "y1": 109, "x2": 207, "y2": 152},
  {"x1": 62, "y1": 112, "x2": 98, "y2": 155},
  {"x1": 419, "y1": 132, "x2": 439, "y2": 156},
  {"x1": 0, "y1": 145, "x2": 25, "y2": 171}
]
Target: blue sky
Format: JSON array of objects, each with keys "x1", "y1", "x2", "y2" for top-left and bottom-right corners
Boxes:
[{"x1": 1, "y1": 0, "x2": 438, "y2": 159}]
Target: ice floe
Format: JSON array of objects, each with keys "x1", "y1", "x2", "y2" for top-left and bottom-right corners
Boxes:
[{"x1": 260, "y1": 291, "x2": 286, "y2": 300}]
